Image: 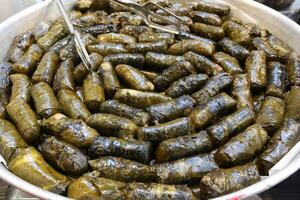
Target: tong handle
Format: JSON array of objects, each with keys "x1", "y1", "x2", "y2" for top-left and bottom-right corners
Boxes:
[{"x1": 54, "y1": 0, "x2": 92, "y2": 71}]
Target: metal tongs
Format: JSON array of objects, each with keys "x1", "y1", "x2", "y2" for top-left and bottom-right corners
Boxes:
[
  {"x1": 54, "y1": 0, "x2": 92, "y2": 71},
  {"x1": 54, "y1": 0, "x2": 188, "y2": 71},
  {"x1": 110, "y1": 0, "x2": 184, "y2": 34}
]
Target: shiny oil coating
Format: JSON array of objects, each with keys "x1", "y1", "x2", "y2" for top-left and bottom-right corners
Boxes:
[
  {"x1": 195, "y1": 1, "x2": 230, "y2": 16},
  {"x1": 191, "y1": 22, "x2": 225, "y2": 41},
  {"x1": 138, "y1": 117, "x2": 195, "y2": 142},
  {"x1": 8, "y1": 147, "x2": 69, "y2": 194},
  {"x1": 116, "y1": 64, "x2": 154, "y2": 91},
  {"x1": 146, "y1": 95, "x2": 196, "y2": 123},
  {"x1": 266, "y1": 34, "x2": 291, "y2": 61},
  {"x1": 126, "y1": 40, "x2": 169, "y2": 54},
  {"x1": 232, "y1": 74, "x2": 254, "y2": 109},
  {"x1": 86, "y1": 113, "x2": 138, "y2": 139},
  {"x1": 6, "y1": 98, "x2": 40, "y2": 144},
  {"x1": 266, "y1": 61, "x2": 287, "y2": 98},
  {"x1": 138, "y1": 32, "x2": 175, "y2": 45},
  {"x1": 9, "y1": 73, "x2": 31, "y2": 103},
  {"x1": 0, "y1": 62, "x2": 12, "y2": 107},
  {"x1": 32, "y1": 52, "x2": 59, "y2": 84},
  {"x1": 218, "y1": 37, "x2": 250, "y2": 62},
  {"x1": 145, "y1": 52, "x2": 185, "y2": 70},
  {"x1": 190, "y1": 93, "x2": 236, "y2": 129},
  {"x1": 208, "y1": 106, "x2": 256, "y2": 146},
  {"x1": 0, "y1": 119, "x2": 28, "y2": 163},
  {"x1": 192, "y1": 73, "x2": 233, "y2": 104},
  {"x1": 213, "y1": 52, "x2": 243, "y2": 76},
  {"x1": 39, "y1": 136, "x2": 88, "y2": 175},
  {"x1": 114, "y1": 89, "x2": 171, "y2": 108},
  {"x1": 99, "y1": 100, "x2": 150, "y2": 126},
  {"x1": 154, "y1": 153, "x2": 218, "y2": 184},
  {"x1": 89, "y1": 156, "x2": 154, "y2": 182},
  {"x1": 252, "y1": 37, "x2": 278, "y2": 61},
  {"x1": 257, "y1": 118, "x2": 300, "y2": 175},
  {"x1": 222, "y1": 20, "x2": 252, "y2": 47},
  {"x1": 53, "y1": 59, "x2": 75, "y2": 93},
  {"x1": 214, "y1": 124, "x2": 268, "y2": 167},
  {"x1": 92, "y1": 176, "x2": 126, "y2": 200},
  {"x1": 155, "y1": 131, "x2": 213, "y2": 162},
  {"x1": 58, "y1": 89, "x2": 91, "y2": 121},
  {"x1": 286, "y1": 53, "x2": 300, "y2": 86},
  {"x1": 97, "y1": 33, "x2": 137, "y2": 44},
  {"x1": 98, "y1": 62, "x2": 121, "y2": 97},
  {"x1": 89, "y1": 136, "x2": 152, "y2": 164},
  {"x1": 68, "y1": 175, "x2": 101, "y2": 200},
  {"x1": 285, "y1": 86, "x2": 300, "y2": 121},
  {"x1": 120, "y1": 25, "x2": 152, "y2": 38},
  {"x1": 88, "y1": 42, "x2": 127, "y2": 56},
  {"x1": 189, "y1": 11, "x2": 222, "y2": 26},
  {"x1": 200, "y1": 163, "x2": 260, "y2": 199},
  {"x1": 103, "y1": 53, "x2": 145, "y2": 66},
  {"x1": 31, "y1": 82, "x2": 60, "y2": 118}
]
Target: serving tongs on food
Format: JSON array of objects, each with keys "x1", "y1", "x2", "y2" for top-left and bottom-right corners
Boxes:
[
  {"x1": 54, "y1": 0, "x2": 92, "y2": 71},
  {"x1": 110, "y1": 0, "x2": 185, "y2": 34}
]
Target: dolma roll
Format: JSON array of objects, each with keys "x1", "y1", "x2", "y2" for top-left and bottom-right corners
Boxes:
[
  {"x1": 245, "y1": 50, "x2": 267, "y2": 90},
  {"x1": 40, "y1": 113, "x2": 99, "y2": 148},
  {"x1": 53, "y1": 59, "x2": 75, "y2": 93},
  {"x1": 208, "y1": 107, "x2": 256, "y2": 146},
  {"x1": 266, "y1": 62, "x2": 287, "y2": 98},
  {"x1": 87, "y1": 43, "x2": 127, "y2": 56},
  {"x1": 183, "y1": 51, "x2": 222, "y2": 76},
  {"x1": 83, "y1": 72, "x2": 105, "y2": 112},
  {"x1": 126, "y1": 40, "x2": 169, "y2": 54},
  {"x1": 89, "y1": 136, "x2": 152, "y2": 164},
  {"x1": 6, "y1": 98, "x2": 40, "y2": 143},
  {"x1": 222, "y1": 20, "x2": 252, "y2": 47},
  {"x1": 124, "y1": 182, "x2": 195, "y2": 200},
  {"x1": 252, "y1": 37, "x2": 277, "y2": 61},
  {"x1": 37, "y1": 21, "x2": 69, "y2": 51},
  {"x1": 32, "y1": 52, "x2": 59, "y2": 84},
  {"x1": 190, "y1": 93, "x2": 236, "y2": 129},
  {"x1": 192, "y1": 72, "x2": 233, "y2": 105},
  {"x1": 8, "y1": 147, "x2": 69, "y2": 194},
  {"x1": 103, "y1": 53, "x2": 145, "y2": 66},
  {"x1": 31, "y1": 82, "x2": 60, "y2": 118},
  {"x1": 58, "y1": 89, "x2": 91, "y2": 121},
  {"x1": 286, "y1": 53, "x2": 300, "y2": 86},
  {"x1": 114, "y1": 89, "x2": 171, "y2": 108},
  {"x1": 39, "y1": 136, "x2": 88, "y2": 175},
  {"x1": 76, "y1": 87, "x2": 84, "y2": 101},
  {"x1": 137, "y1": 117, "x2": 195, "y2": 142},
  {"x1": 257, "y1": 118, "x2": 300, "y2": 175},
  {"x1": 191, "y1": 22, "x2": 225, "y2": 41},
  {"x1": 168, "y1": 39, "x2": 215, "y2": 57},
  {"x1": 218, "y1": 37, "x2": 249, "y2": 62},
  {"x1": 89, "y1": 156, "x2": 155, "y2": 182},
  {"x1": 155, "y1": 131, "x2": 213, "y2": 162},
  {"x1": 97, "y1": 33, "x2": 137, "y2": 44},
  {"x1": 145, "y1": 52, "x2": 184, "y2": 70},
  {"x1": 266, "y1": 34, "x2": 291, "y2": 61},
  {"x1": 12, "y1": 44, "x2": 43, "y2": 74},
  {"x1": 0, "y1": 119, "x2": 28, "y2": 163},
  {"x1": 9, "y1": 74, "x2": 31, "y2": 103},
  {"x1": 115, "y1": 64, "x2": 154, "y2": 91},
  {"x1": 146, "y1": 95, "x2": 196, "y2": 123},
  {"x1": 285, "y1": 86, "x2": 300, "y2": 121},
  {"x1": 86, "y1": 113, "x2": 138, "y2": 139},
  {"x1": 49, "y1": 36, "x2": 72, "y2": 54},
  {"x1": 0, "y1": 62, "x2": 12, "y2": 104},
  {"x1": 140, "y1": 70, "x2": 158, "y2": 82},
  {"x1": 165, "y1": 74, "x2": 208, "y2": 98},
  {"x1": 195, "y1": 1, "x2": 230, "y2": 16},
  {"x1": 120, "y1": 25, "x2": 153, "y2": 38},
  {"x1": 98, "y1": 62, "x2": 121, "y2": 98},
  {"x1": 214, "y1": 124, "x2": 268, "y2": 167},
  {"x1": 256, "y1": 96, "x2": 285, "y2": 133},
  {"x1": 232, "y1": 74, "x2": 254, "y2": 109},
  {"x1": 99, "y1": 100, "x2": 150, "y2": 126},
  {"x1": 153, "y1": 60, "x2": 196, "y2": 91},
  {"x1": 213, "y1": 52, "x2": 243, "y2": 76},
  {"x1": 80, "y1": 24, "x2": 118, "y2": 36},
  {"x1": 200, "y1": 163, "x2": 260, "y2": 199},
  {"x1": 189, "y1": 11, "x2": 222, "y2": 26},
  {"x1": 154, "y1": 153, "x2": 218, "y2": 184}
]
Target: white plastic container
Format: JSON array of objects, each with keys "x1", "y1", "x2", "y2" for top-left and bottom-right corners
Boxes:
[{"x1": 0, "y1": 0, "x2": 300, "y2": 199}]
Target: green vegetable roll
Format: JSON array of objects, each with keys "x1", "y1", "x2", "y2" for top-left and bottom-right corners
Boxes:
[
  {"x1": 190, "y1": 93, "x2": 236, "y2": 129},
  {"x1": 146, "y1": 95, "x2": 196, "y2": 123},
  {"x1": 165, "y1": 74, "x2": 208, "y2": 98},
  {"x1": 191, "y1": 23, "x2": 225, "y2": 41},
  {"x1": 103, "y1": 53, "x2": 145, "y2": 66},
  {"x1": 145, "y1": 52, "x2": 185, "y2": 70},
  {"x1": 266, "y1": 34, "x2": 291, "y2": 61},
  {"x1": 9, "y1": 74, "x2": 31, "y2": 103},
  {"x1": 189, "y1": 11, "x2": 222, "y2": 26},
  {"x1": 218, "y1": 37, "x2": 249, "y2": 62},
  {"x1": 208, "y1": 106, "x2": 256, "y2": 146},
  {"x1": 257, "y1": 118, "x2": 300, "y2": 175},
  {"x1": 80, "y1": 24, "x2": 118, "y2": 36},
  {"x1": 126, "y1": 40, "x2": 169, "y2": 54},
  {"x1": 138, "y1": 31, "x2": 175, "y2": 45},
  {"x1": 285, "y1": 86, "x2": 300, "y2": 121},
  {"x1": 214, "y1": 124, "x2": 268, "y2": 167},
  {"x1": 83, "y1": 72, "x2": 105, "y2": 112},
  {"x1": 155, "y1": 130, "x2": 214, "y2": 162},
  {"x1": 9, "y1": 147, "x2": 69, "y2": 194},
  {"x1": 256, "y1": 96, "x2": 285, "y2": 133},
  {"x1": 120, "y1": 25, "x2": 153, "y2": 38},
  {"x1": 88, "y1": 43, "x2": 127, "y2": 56},
  {"x1": 137, "y1": 117, "x2": 195, "y2": 142},
  {"x1": 89, "y1": 136, "x2": 152, "y2": 163},
  {"x1": 252, "y1": 37, "x2": 277, "y2": 61},
  {"x1": 232, "y1": 74, "x2": 254, "y2": 109},
  {"x1": 6, "y1": 98, "x2": 40, "y2": 143},
  {"x1": 32, "y1": 52, "x2": 59, "y2": 84},
  {"x1": 192, "y1": 72, "x2": 233, "y2": 104},
  {"x1": 195, "y1": 1, "x2": 230, "y2": 16},
  {"x1": 53, "y1": 59, "x2": 75, "y2": 93},
  {"x1": 0, "y1": 62, "x2": 13, "y2": 108},
  {"x1": 200, "y1": 163, "x2": 260, "y2": 199},
  {"x1": 97, "y1": 33, "x2": 137, "y2": 44},
  {"x1": 98, "y1": 62, "x2": 121, "y2": 98},
  {"x1": 86, "y1": 113, "x2": 138, "y2": 139},
  {"x1": 213, "y1": 52, "x2": 243, "y2": 75},
  {"x1": 31, "y1": 82, "x2": 60, "y2": 118},
  {"x1": 286, "y1": 53, "x2": 300, "y2": 86},
  {"x1": 58, "y1": 89, "x2": 91, "y2": 121},
  {"x1": 140, "y1": 70, "x2": 158, "y2": 82},
  {"x1": 266, "y1": 62, "x2": 287, "y2": 98},
  {"x1": 49, "y1": 36, "x2": 72, "y2": 54},
  {"x1": 0, "y1": 119, "x2": 28, "y2": 163},
  {"x1": 89, "y1": 156, "x2": 155, "y2": 182},
  {"x1": 222, "y1": 20, "x2": 252, "y2": 47}
]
